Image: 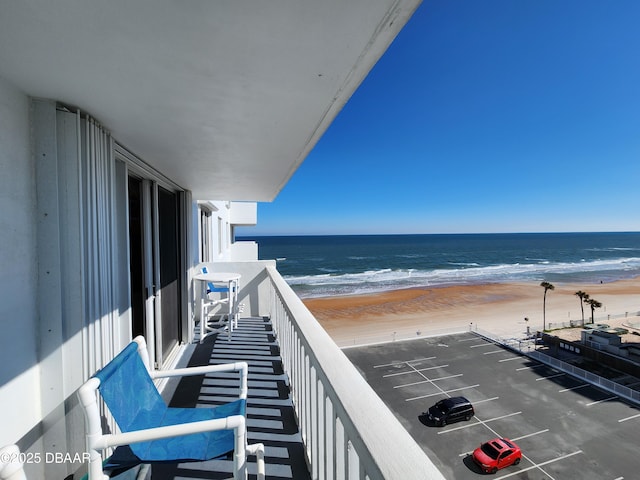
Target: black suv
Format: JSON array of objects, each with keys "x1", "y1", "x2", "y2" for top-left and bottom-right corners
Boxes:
[{"x1": 424, "y1": 396, "x2": 474, "y2": 426}]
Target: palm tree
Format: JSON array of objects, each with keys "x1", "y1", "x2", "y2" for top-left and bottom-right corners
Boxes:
[
  {"x1": 540, "y1": 281, "x2": 555, "y2": 331},
  {"x1": 574, "y1": 291, "x2": 589, "y2": 326},
  {"x1": 585, "y1": 298, "x2": 603, "y2": 324}
]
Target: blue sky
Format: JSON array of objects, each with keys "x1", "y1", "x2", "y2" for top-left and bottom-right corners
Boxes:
[{"x1": 241, "y1": 0, "x2": 640, "y2": 236}]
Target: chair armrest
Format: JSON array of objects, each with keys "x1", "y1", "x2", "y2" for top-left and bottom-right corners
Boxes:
[
  {"x1": 149, "y1": 361, "x2": 248, "y2": 398},
  {"x1": 93, "y1": 415, "x2": 246, "y2": 450},
  {"x1": 149, "y1": 361, "x2": 247, "y2": 378}
]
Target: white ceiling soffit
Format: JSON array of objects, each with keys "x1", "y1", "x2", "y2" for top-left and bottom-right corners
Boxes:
[{"x1": 0, "y1": 0, "x2": 421, "y2": 201}]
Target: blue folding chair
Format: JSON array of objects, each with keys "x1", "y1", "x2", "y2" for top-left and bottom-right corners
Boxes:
[{"x1": 77, "y1": 336, "x2": 264, "y2": 480}]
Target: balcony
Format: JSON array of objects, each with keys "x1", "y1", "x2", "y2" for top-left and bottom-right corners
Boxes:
[{"x1": 153, "y1": 263, "x2": 444, "y2": 479}]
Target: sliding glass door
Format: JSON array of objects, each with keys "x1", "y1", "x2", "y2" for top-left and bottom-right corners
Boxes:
[
  {"x1": 127, "y1": 174, "x2": 183, "y2": 367},
  {"x1": 157, "y1": 186, "x2": 181, "y2": 362}
]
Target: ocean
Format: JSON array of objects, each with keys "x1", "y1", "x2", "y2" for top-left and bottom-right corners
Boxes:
[{"x1": 238, "y1": 232, "x2": 640, "y2": 299}]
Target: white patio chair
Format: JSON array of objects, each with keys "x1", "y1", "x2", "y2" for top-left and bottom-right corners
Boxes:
[{"x1": 77, "y1": 336, "x2": 264, "y2": 480}]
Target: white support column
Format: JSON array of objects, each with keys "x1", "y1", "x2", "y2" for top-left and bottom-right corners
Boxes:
[{"x1": 32, "y1": 99, "x2": 68, "y2": 480}]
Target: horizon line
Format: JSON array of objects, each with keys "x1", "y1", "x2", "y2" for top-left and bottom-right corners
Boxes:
[{"x1": 236, "y1": 230, "x2": 640, "y2": 238}]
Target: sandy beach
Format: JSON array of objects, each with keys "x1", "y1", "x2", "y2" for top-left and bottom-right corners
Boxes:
[{"x1": 303, "y1": 278, "x2": 640, "y2": 347}]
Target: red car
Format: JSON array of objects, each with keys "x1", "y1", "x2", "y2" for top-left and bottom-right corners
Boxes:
[{"x1": 472, "y1": 437, "x2": 521, "y2": 474}]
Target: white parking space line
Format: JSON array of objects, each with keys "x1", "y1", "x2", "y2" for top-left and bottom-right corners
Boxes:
[
  {"x1": 457, "y1": 429, "x2": 548, "y2": 458},
  {"x1": 383, "y1": 364, "x2": 449, "y2": 378},
  {"x1": 406, "y1": 384, "x2": 480, "y2": 401},
  {"x1": 439, "y1": 421, "x2": 482, "y2": 434},
  {"x1": 586, "y1": 396, "x2": 618, "y2": 406},
  {"x1": 441, "y1": 412, "x2": 522, "y2": 435},
  {"x1": 480, "y1": 411, "x2": 522, "y2": 424},
  {"x1": 373, "y1": 356, "x2": 436, "y2": 368},
  {"x1": 438, "y1": 412, "x2": 522, "y2": 435},
  {"x1": 618, "y1": 412, "x2": 640, "y2": 423},
  {"x1": 394, "y1": 373, "x2": 463, "y2": 388},
  {"x1": 473, "y1": 396, "x2": 499, "y2": 405},
  {"x1": 559, "y1": 384, "x2": 590, "y2": 393},
  {"x1": 414, "y1": 365, "x2": 449, "y2": 374},
  {"x1": 407, "y1": 357, "x2": 439, "y2": 366},
  {"x1": 484, "y1": 349, "x2": 505, "y2": 355},
  {"x1": 510, "y1": 429, "x2": 549, "y2": 441},
  {"x1": 516, "y1": 364, "x2": 545, "y2": 371},
  {"x1": 494, "y1": 450, "x2": 582, "y2": 479},
  {"x1": 536, "y1": 372, "x2": 565, "y2": 381},
  {"x1": 470, "y1": 342, "x2": 498, "y2": 348},
  {"x1": 498, "y1": 356, "x2": 523, "y2": 362},
  {"x1": 458, "y1": 337, "x2": 479, "y2": 342}
]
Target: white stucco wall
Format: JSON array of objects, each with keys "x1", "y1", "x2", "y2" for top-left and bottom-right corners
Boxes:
[{"x1": 0, "y1": 76, "x2": 42, "y2": 445}]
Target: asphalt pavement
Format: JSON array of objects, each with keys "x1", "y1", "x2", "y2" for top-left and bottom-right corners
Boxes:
[{"x1": 345, "y1": 332, "x2": 639, "y2": 480}]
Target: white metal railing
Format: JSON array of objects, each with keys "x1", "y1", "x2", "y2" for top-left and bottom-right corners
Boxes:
[
  {"x1": 472, "y1": 327, "x2": 640, "y2": 405},
  {"x1": 526, "y1": 350, "x2": 640, "y2": 404},
  {"x1": 547, "y1": 311, "x2": 640, "y2": 331},
  {"x1": 266, "y1": 266, "x2": 445, "y2": 480}
]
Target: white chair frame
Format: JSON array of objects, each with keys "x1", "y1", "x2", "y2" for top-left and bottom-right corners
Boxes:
[
  {"x1": 0, "y1": 445, "x2": 27, "y2": 480},
  {"x1": 77, "y1": 336, "x2": 265, "y2": 480}
]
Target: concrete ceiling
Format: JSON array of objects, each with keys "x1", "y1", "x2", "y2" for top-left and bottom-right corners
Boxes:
[{"x1": 0, "y1": 0, "x2": 420, "y2": 201}]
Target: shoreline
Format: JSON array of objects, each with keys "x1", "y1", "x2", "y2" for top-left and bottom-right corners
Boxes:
[{"x1": 303, "y1": 277, "x2": 640, "y2": 346}]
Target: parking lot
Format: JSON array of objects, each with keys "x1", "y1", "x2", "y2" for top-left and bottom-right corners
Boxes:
[{"x1": 344, "y1": 332, "x2": 640, "y2": 479}]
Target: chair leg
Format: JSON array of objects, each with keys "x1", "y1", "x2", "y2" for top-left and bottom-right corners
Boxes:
[
  {"x1": 233, "y1": 425, "x2": 247, "y2": 480},
  {"x1": 247, "y1": 443, "x2": 266, "y2": 480},
  {"x1": 87, "y1": 448, "x2": 108, "y2": 480}
]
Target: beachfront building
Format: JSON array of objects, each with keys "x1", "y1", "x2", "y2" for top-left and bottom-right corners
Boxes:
[{"x1": 0, "y1": 1, "x2": 445, "y2": 479}]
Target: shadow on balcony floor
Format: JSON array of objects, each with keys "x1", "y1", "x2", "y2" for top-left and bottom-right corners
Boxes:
[{"x1": 151, "y1": 317, "x2": 311, "y2": 480}]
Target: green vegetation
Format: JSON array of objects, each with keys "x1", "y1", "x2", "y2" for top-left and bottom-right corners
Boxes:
[{"x1": 540, "y1": 281, "x2": 555, "y2": 331}]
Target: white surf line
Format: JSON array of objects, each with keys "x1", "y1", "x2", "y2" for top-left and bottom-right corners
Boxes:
[
  {"x1": 394, "y1": 373, "x2": 463, "y2": 388},
  {"x1": 586, "y1": 395, "x2": 618, "y2": 406},
  {"x1": 559, "y1": 384, "x2": 590, "y2": 393},
  {"x1": 536, "y1": 372, "x2": 566, "y2": 381},
  {"x1": 406, "y1": 384, "x2": 480, "y2": 401},
  {"x1": 516, "y1": 364, "x2": 545, "y2": 371},
  {"x1": 373, "y1": 356, "x2": 436, "y2": 368},
  {"x1": 484, "y1": 349, "x2": 505, "y2": 355},
  {"x1": 618, "y1": 412, "x2": 640, "y2": 423},
  {"x1": 498, "y1": 356, "x2": 522, "y2": 362},
  {"x1": 494, "y1": 450, "x2": 583, "y2": 480},
  {"x1": 383, "y1": 364, "x2": 449, "y2": 378}
]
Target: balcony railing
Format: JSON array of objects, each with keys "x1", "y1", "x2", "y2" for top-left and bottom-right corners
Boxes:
[{"x1": 266, "y1": 265, "x2": 445, "y2": 480}]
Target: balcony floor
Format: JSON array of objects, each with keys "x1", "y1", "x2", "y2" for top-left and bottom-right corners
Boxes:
[{"x1": 153, "y1": 316, "x2": 311, "y2": 480}]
